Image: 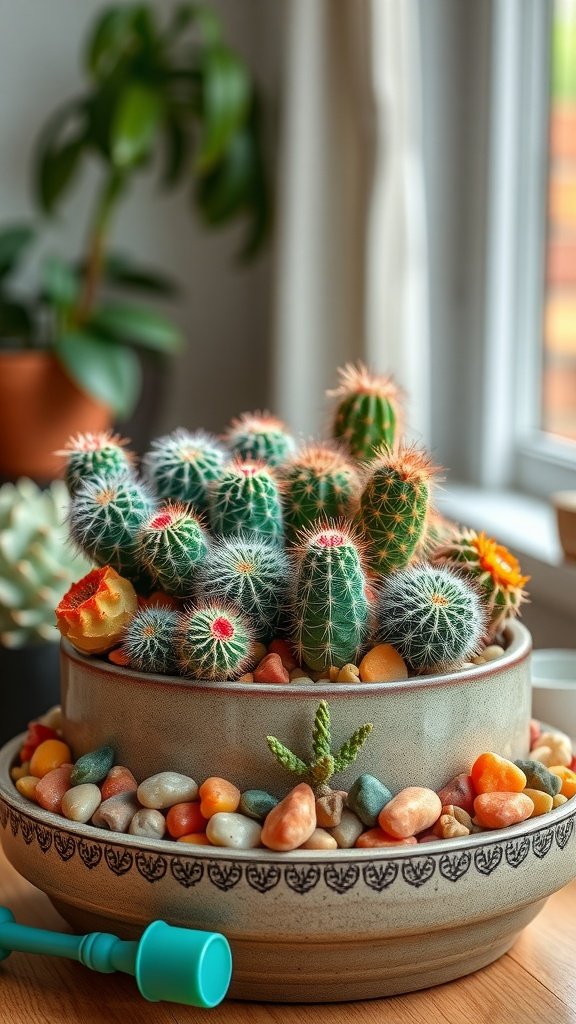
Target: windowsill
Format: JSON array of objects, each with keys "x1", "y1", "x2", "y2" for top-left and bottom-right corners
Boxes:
[{"x1": 437, "y1": 483, "x2": 576, "y2": 617}]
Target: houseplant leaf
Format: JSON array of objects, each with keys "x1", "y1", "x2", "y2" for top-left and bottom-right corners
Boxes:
[
  {"x1": 196, "y1": 45, "x2": 250, "y2": 172},
  {"x1": 102, "y1": 252, "x2": 179, "y2": 295},
  {"x1": 110, "y1": 83, "x2": 162, "y2": 168},
  {"x1": 85, "y1": 6, "x2": 145, "y2": 81},
  {"x1": 55, "y1": 331, "x2": 141, "y2": 417},
  {"x1": 40, "y1": 256, "x2": 79, "y2": 309},
  {"x1": 0, "y1": 225, "x2": 36, "y2": 279},
  {"x1": 90, "y1": 303, "x2": 183, "y2": 352},
  {"x1": 33, "y1": 99, "x2": 87, "y2": 215}
]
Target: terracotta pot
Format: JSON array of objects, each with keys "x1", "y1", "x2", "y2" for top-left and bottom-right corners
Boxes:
[{"x1": 0, "y1": 351, "x2": 111, "y2": 482}]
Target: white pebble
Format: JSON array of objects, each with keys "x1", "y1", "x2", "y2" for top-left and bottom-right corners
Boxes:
[
  {"x1": 137, "y1": 772, "x2": 198, "y2": 809},
  {"x1": 129, "y1": 808, "x2": 166, "y2": 840},
  {"x1": 481, "y1": 645, "x2": 505, "y2": 662},
  {"x1": 206, "y1": 812, "x2": 262, "y2": 850},
  {"x1": 61, "y1": 784, "x2": 102, "y2": 823}
]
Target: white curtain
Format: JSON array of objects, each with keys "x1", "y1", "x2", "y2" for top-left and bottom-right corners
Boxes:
[{"x1": 272, "y1": 0, "x2": 430, "y2": 445}]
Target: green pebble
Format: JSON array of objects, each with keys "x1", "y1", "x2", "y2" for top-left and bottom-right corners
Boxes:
[
  {"x1": 239, "y1": 789, "x2": 279, "y2": 822},
  {"x1": 514, "y1": 759, "x2": 562, "y2": 797},
  {"x1": 70, "y1": 745, "x2": 115, "y2": 787},
  {"x1": 346, "y1": 773, "x2": 393, "y2": 827}
]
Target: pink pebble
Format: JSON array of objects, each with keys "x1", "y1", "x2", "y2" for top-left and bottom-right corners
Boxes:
[
  {"x1": 35, "y1": 764, "x2": 74, "y2": 814},
  {"x1": 436, "y1": 773, "x2": 476, "y2": 815},
  {"x1": 253, "y1": 653, "x2": 290, "y2": 684},
  {"x1": 101, "y1": 766, "x2": 138, "y2": 801},
  {"x1": 379, "y1": 787, "x2": 442, "y2": 839},
  {"x1": 530, "y1": 719, "x2": 542, "y2": 749},
  {"x1": 267, "y1": 639, "x2": 298, "y2": 671}
]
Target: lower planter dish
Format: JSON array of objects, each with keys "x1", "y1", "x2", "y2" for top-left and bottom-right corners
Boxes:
[{"x1": 1, "y1": 735, "x2": 575, "y2": 1003}]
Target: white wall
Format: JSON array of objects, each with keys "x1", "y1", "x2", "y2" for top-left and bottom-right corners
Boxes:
[{"x1": 0, "y1": 0, "x2": 280, "y2": 448}]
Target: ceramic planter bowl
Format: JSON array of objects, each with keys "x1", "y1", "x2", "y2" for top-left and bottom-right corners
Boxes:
[
  {"x1": 1, "y1": 735, "x2": 575, "y2": 1002},
  {"x1": 60, "y1": 621, "x2": 532, "y2": 796}
]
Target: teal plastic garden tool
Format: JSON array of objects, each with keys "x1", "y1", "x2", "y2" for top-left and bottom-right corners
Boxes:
[{"x1": 0, "y1": 907, "x2": 232, "y2": 1007}]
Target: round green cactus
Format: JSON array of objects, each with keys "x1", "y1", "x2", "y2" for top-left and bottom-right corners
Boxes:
[
  {"x1": 59, "y1": 432, "x2": 133, "y2": 497},
  {"x1": 121, "y1": 606, "x2": 181, "y2": 675},
  {"x1": 0, "y1": 478, "x2": 91, "y2": 648},
  {"x1": 209, "y1": 460, "x2": 283, "y2": 543},
  {"x1": 142, "y1": 429, "x2": 227, "y2": 513},
  {"x1": 68, "y1": 471, "x2": 155, "y2": 580},
  {"x1": 278, "y1": 444, "x2": 361, "y2": 543},
  {"x1": 225, "y1": 411, "x2": 296, "y2": 467},
  {"x1": 290, "y1": 523, "x2": 370, "y2": 672},
  {"x1": 177, "y1": 601, "x2": 256, "y2": 680},
  {"x1": 376, "y1": 563, "x2": 486, "y2": 673},
  {"x1": 328, "y1": 362, "x2": 403, "y2": 460},
  {"x1": 137, "y1": 503, "x2": 209, "y2": 598}
]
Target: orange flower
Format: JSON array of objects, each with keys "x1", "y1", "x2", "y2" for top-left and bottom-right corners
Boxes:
[
  {"x1": 56, "y1": 566, "x2": 137, "y2": 654},
  {"x1": 471, "y1": 532, "x2": 530, "y2": 590}
]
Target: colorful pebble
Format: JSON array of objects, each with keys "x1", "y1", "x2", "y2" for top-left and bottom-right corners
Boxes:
[
  {"x1": 61, "y1": 783, "x2": 102, "y2": 824},
  {"x1": 29, "y1": 739, "x2": 72, "y2": 779},
  {"x1": 378, "y1": 787, "x2": 442, "y2": 839},
  {"x1": 34, "y1": 764, "x2": 74, "y2": 814},
  {"x1": 239, "y1": 789, "x2": 279, "y2": 822},
  {"x1": 253, "y1": 653, "x2": 290, "y2": 684},
  {"x1": 328, "y1": 809, "x2": 365, "y2": 849},
  {"x1": 436, "y1": 773, "x2": 476, "y2": 815},
  {"x1": 300, "y1": 828, "x2": 338, "y2": 850},
  {"x1": 536, "y1": 732, "x2": 573, "y2": 768},
  {"x1": 356, "y1": 828, "x2": 418, "y2": 848},
  {"x1": 268, "y1": 639, "x2": 297, "y2": 671},
  {"x1": 92, "y1": 792, "x2": 140, "y2": 832},
  {"x1": 432, "y1": 814, "x2": 470, "y2": 839},
  {"x1": 100, "y1": 765, "x2": 138, "y2": 801},
  {"x1": 137, "y1": 772, "x2": 198, "y2": 809},
  {"x1": 347, "y1": 774, "x2": 393, "y2": 827},
  {"x1": 206, "y1": 812, "x2": 262, "y2": 849},
  {"x1": 549, "y1": 765, "x2": 576, "y2": 798},
  {"x1": 261, "y1": 783, "x2": 316, "y2": 852},
  {"x1": 315, "y1": 788, "x2": 347, "y2": 828},
  {"x1": 473, "y1": 792, "x2": 534, "y2": 829},
  {"x1": 165, "y1": 801, "x2": 207, "y2": 839},
  {"x1": 513, "y1": 759, "x2": 561, "y2": 797},
  {"x1": 199, "y1": 777, "x2": 241, "y2": 818},
  {"x1": 177, "y1": 833, "x2": 212, "y2": 845},
  {"x1": 523, "y1": 788, "x2": 554, "y2": 817},
  {"x1": 471, "y1": 752, "x2": 527, "y2": 794},
  {"x1": 70, "y1": 745, "x2": 115, "y2": 786},
  {"x1": 358, "y1": 644, "x2": 408, "y2": 683},
  {"x1": 129, "y1": 808, "x2": 166, "y2": 840},
  {"x1": 336, "y1": 664, "x2": 360, "y2": 683},
  {"x1": 15, "y1": 776, "x2": 40, "y2": 802}
]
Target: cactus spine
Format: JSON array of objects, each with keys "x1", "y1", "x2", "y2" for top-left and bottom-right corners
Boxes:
[
  {"x1": 225, "y1": 411, "x2": 296, "y2": 467},
  {"x1": 209, "y1": 460, "x2": 283, "y2": 543},
  {"x1": 177, "y1": 600, "x2": 256, "y2": 680},
  {"x1": 279, "y1": 444, "x2": 361, "y2": 543},
  {"x1": 137, "y1": 503, "x2": 209, "y2": 598},
  {"x1": 376, "y1": 563, "x2": 486, "y2": 673},
  {"x1": 196, "y1": 535, "x2": 289, "y2": 642},
  {"x1": 142, "y1": 429, "x2": 226, "y2": 513},
  {"x1": 121, "y1": 606, "x2": 181, "y2": 675},
  {"x1": 68, "y1": 472, "x2": 155, "y2": 579},
  {"x1": 431, "y1": 528, "x2": 529, "y2": 636},
  {"x1": 328, "y1": 362, "x2": 403, "y2": 460},
  {"x1": 358, "y1": 445, "x2": 435, "y2": 575},
  {"x1": 59, "y1": 432, "x2": 133, "y2": 497},
  {"x1": 291, "y1": 523, "x2": 370, "y2": 672}
]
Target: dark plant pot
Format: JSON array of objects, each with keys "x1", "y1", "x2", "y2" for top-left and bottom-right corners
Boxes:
[{"x1": 0, "y1": 644, "x2": 61, "y2": 745}]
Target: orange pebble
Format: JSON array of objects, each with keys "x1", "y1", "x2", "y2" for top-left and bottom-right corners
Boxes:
[
  {"x1": 473, "y1": 792, "x2": 534, "y2": 829},
  {"x1": 101, "y1": 766, "x2": 138, "y2": 801},
  {"x1": 358, "y1": 644, "x2": 408, "y2": 683},
  {"x1": 198, "y1": 777, "x2": 241, "y2": 818},
  {"x1": 261, "y1": 783, "x2": 316, "y2": 852},
  {"x1": 35, "y1": 764, "x2": 74, "y2": 813},
  {"x1": 549, "y1": 766, "x2": 576, "y2": 799},
  {"x1": 356, "y1": 828, "x2": 417, "y2": 848},
  {"x1": 268, "y1": 639, "x2": 297, "y2": 671},
  {"x1": 166, "y1": 802, "x2": 208, "y2": 839},
  {"x1": 177, "y1": 833, "x2": 212, "y2": 845},
  {"x1": 15, "y1": 776, "x2": 40, "y2": 801},
  {"x1": 378, "y1": 787, "x2": 442, "y2": 839},
  {"x1": 29, "y1": 739, "x2": 72, "y2": 779},
  {"x1": 108, "y1": 647, "x2": 131, "y2": 666},
  {"x1": 253, "y1": 653, "x2": 290, "y2": 684},
  {"x1": 470, "y1": 752, "x2": 527, "y2": 794}
]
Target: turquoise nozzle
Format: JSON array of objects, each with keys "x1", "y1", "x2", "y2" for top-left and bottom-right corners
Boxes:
[{"x1": 0, "y1": 907, "x2": 232, "y2": 1008}]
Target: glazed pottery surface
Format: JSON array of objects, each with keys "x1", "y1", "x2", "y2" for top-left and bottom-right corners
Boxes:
[
  {"x1": 60, "y1": 621, "x2": 532, "y2": 796},
  {"x1": 1, "y1": 736, "x2": 575, "y2": 1002}
]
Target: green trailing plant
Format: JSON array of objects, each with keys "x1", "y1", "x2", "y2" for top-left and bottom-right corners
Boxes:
[
  {"x1": 357, "y1": 445, "x2": 436, "y2": 574},
  {"x1": 177, "y1": 600, "x2": 256, "y2": 680},
  {"x1": 290, "y1": 523, "x2": 370, "y2": 672},
  {"x1": 59, "y1": 431, "x2": 133, "y2": 497},
  {"x1": 328, "y1": 362, "x2": 403, "y2": 460},
  {"x1": 278, "y1": 443, "x2": 361, "y2": 543},
  {"x1": 266, "y1": 700, "x2": 373, "y2": 790},
  {"x1": 195, "y1": 534, "x2": 289, "y2": 642},
  {"x1": 209, "y1": 460, "x2": 283, "y2": 543},
  {"x1": 68, "y1": 471, "x2": 155, "y2": 580},
  {"x1": 431, "y1": 527, "x2": 529, "y2": 637},
  {"x1": 0, "y1": 3, "x2": 269, "y2": 417},
  {"x1": 120, "y1": 606, "x2": 181, "y2": 675},
  {"x1": 142, "y1": 429, "x2": 227, "y2": 513},
  {"x1": 0, "y1": 478, "x2": 91, "y2": 648},
  {"x1": 137, "y1": 503, "x2": 209, "y2": 598},
  {"x1": 225, "y1": 412, "x2": 296, "y2": 467},
  {"x1": 376, "y1": 563, "x2": 486, "y2": 673}
]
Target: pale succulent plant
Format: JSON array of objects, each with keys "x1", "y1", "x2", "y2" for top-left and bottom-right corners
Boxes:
[{"x1": 0, "y1": 478, "x2": 91, "y2": 648}]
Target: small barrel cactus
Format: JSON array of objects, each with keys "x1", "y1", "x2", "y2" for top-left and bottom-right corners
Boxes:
[
  {"x1": 58, "y1": 432, "x2": 133, "y2": 497},
  {"x1": 68, "y1": 471, "x2": 155, "y2": 580},
  {"x1": 328, "y1": 362, "x2": 403, "y2": 460},
  {"x1": 0, "y1": 479, "x2": 91, "y2": 648},
  {"x1": 376, "y1": 563, "x2": 486, "y2": 673},
  {"x1": 142, "y1": 429, "x2": 227, "y2": 513},
  {"x1": 120, "y1": 606, "x2": 181, "y2": 675},
  {"x1": 177, "y1": 600, "x2": 256, "y2": 680},
  {"x1": 209, "y1": 460, "x2": 283, "y2": 543},
  {"x1": 137, "y1": 503, "x2": 209, "y2": 598},
  {"x1": 278, "y1": 444, "x2": 362, "y2": 543},
  {"x1": 290, "y1": 523, "x2": 371, "y2": 672},
  {"x1": 357, "y1": 445, "x2": 436, "y2": 574},
  {"x1": 225, "y1": 411, "x2": 296, "y2": 467},
  {"x1": 431, "y1": 528, "x2": 529, "y2": 637},
  {"x1": 196, "y1": 535, "x2": 290, "y2": 642}
]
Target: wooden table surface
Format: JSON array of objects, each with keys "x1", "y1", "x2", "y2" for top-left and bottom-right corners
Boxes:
[{"x1": 0, "y1": 843, "x2": 575, "y2": 1024}]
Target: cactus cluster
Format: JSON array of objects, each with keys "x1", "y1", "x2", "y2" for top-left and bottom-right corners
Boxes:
[{"x1": 55, "y1": 363, "x2": 528, "y2": 681}]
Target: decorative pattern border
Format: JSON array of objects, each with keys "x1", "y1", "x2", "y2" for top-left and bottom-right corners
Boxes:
[{"x1": 1, "y1": 799, "x2": 574, "y2": 895}]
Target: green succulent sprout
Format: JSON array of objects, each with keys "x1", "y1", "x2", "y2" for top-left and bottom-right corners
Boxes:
[{"x1": 266, "y1": 701, "x2": 373, "y2": 790}]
